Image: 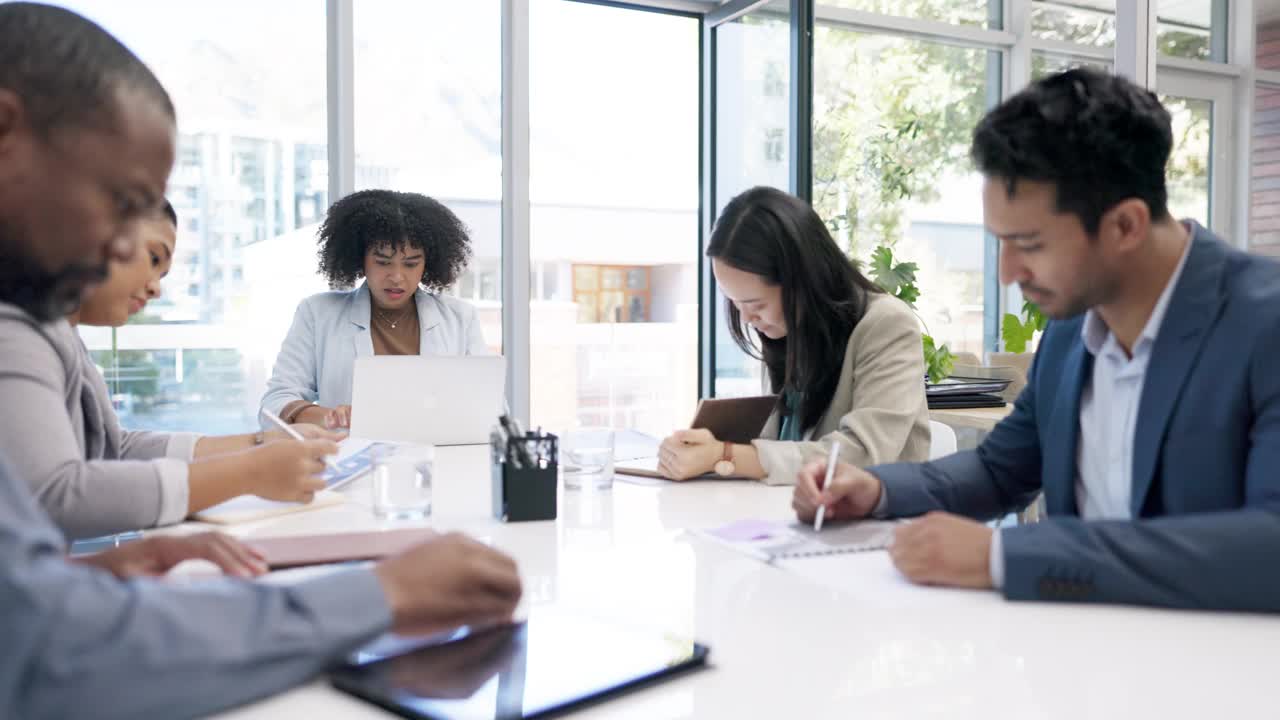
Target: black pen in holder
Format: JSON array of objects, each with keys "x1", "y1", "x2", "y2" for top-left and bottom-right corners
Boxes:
[{"x1": 491, "y1": 423, "x2": 558, "y2": 523}]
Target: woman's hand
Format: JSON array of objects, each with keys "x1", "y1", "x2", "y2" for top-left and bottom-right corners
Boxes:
[
  {"x1": 238, "y1": 439, "x2": 336, "y2": 502},
  {"x1": 263, "y1": 423, "x2": 344, "y2": 443},
  {"x1": 657, "y1": 428, "x2": 722, "y2": 480},
  {"x1": 296, "y1": 404, "x2": 352, "y2": 430}
]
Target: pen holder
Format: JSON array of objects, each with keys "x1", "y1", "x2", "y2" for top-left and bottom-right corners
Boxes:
[{"x1": 491, "y1": 431, "x2": 558, "y2": 523}]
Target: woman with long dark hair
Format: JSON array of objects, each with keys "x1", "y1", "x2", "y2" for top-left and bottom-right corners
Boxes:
[{"x1": 658, "y1": 187, "x2": 929, "y2": 484}]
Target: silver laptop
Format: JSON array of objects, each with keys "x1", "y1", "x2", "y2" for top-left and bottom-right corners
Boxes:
[{"x1": 350, "y1": 355, "x2": 506, "y2": 446}]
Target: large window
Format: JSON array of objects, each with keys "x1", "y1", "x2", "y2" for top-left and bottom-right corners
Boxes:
[
  {"x1": 354, "y1": 0, "x2": 503, "y2": 353},
  {"x1": 813, "y1": 25, "x2": 1000, "y2": 359},
  {"x1": 822, "y1": 0, "x2": 1000, "y2": 28},
  {"x1": 43, "y1": 0, "x2": 1268, "y2": 432},
  {"x1": 1160, "y1": 92, "x2": 1213, "y2": 226},
  {"x1": 1031, "y1": 1, "x2": 1117, "y2": 48},
  {"x1": 61, "y1": 1, "x2": 326, "y2": 434},
  {"x1": 1030, "y1": 1, "x2": 1225, "y2": 61},
  {"x1": 712, "y1": 4, "x2": 790, "y2": 398},
  {"x1": 528, "y1": 1, "x2": 700, "y2": 436},
  {"x1": 1030, "y1": 52, "x2": 1110, "y2": 80},
  {"x1": 1156, "y1": 0, "x2": 1225, "y2": 61}
]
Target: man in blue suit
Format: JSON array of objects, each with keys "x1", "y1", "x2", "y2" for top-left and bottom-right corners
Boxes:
[{"x1": 792, "y1": 68, "x2": 1280, "y2": 612}]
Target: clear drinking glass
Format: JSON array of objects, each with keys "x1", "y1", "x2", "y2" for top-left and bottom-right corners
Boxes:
[
  {"x1": 561, "y1": 427, "x2": 615, "y2": 490},
  {"x1": 371, "y1": 443, "x2": 434, "y2": 520}
]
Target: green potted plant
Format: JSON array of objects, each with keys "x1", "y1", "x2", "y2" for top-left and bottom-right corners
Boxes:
[{"x1": 867, "y1": 245, "x2": 955, "y2": 384}]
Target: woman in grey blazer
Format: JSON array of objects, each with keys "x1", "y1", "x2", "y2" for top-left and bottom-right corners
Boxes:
[
  {"x1": 0, "y1": 205, "x2": 337, "y2": 540},
  {"x1": 658, "y1": 187, "x2": 930, "y2": 485},
  {"x1": 261, "y1": 190, "x2": 488, "y2": 430}
]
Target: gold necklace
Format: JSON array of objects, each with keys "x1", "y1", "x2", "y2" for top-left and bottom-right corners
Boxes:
[{"x1": 374, "y1": 305, "x2": 413, "y2": 329}]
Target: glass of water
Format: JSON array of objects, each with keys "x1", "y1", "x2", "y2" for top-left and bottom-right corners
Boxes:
[
  {"x1": 561, "y1": 427, "x2": 615, "y2": 490},
  {"x1": 371, "y1": 443, "x2": 434, "y2": 520}
]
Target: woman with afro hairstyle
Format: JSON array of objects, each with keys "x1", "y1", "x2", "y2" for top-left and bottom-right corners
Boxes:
[{"x1": 260, "y1": 190, "x2": 487, "y2": 429}]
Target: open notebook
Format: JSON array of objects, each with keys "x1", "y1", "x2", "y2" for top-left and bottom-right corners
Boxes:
[
  {"x1": 693, "y1": 518, "x2": 898, "y2": 563},
  {"x1": 193, "y1": 490, "x2": 346, "y2": 525}
]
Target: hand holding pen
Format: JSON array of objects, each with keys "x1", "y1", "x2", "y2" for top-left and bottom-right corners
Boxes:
[
  {"x1": 791, "y1": 446, "x2": 886, "y2": 526},
  {"x1": 814, "y1": 442, "x2": 840, "y2": 532}
]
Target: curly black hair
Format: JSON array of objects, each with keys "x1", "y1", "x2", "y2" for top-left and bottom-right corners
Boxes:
[
  {"x1": 316, "y1": 189, "x2": 473, "y2": 291},
  {"x1": 971, "y1": 67, "x2": 1173, "y2": 235}
]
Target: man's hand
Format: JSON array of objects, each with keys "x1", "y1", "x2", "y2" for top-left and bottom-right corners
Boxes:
[
  {"x1": 791, "y1": 460, "x2": 884, "y2": 522},
  {"x1": 658, "y1": 428, "x2": 721, "y2": 480},
  {"x1": 889, "y1": 512, "x2": 994, "y2": 589},
  {"x1": 74, "y1": 532, "x2": 268, "y2": 579},
  {"x1": 374, "y1": 533, "x2": 523, "y2": 636}
]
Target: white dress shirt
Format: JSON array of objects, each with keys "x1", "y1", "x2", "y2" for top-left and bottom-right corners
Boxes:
[{"x1": 989, "y1": 231, "x2": 1193, "y2": 586}]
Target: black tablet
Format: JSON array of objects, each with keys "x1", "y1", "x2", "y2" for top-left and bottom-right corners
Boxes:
[{"x1": 330, "y1": 607, "x2": 710, "y2": 720}]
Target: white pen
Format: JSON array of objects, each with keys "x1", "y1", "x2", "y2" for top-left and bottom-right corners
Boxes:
[
  {"x1": 261, "y1": 409, "x2": 339, "y2": 470},
  {"x1": 814, "y1": 442, "x2": 840, "y2": 532}
]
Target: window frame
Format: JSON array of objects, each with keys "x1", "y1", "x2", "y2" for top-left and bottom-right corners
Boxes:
[{"x1": 92, "y1": 0, "x2": 1267, "y2": 425}]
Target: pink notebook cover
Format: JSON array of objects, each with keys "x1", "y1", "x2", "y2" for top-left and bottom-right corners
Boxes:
[{"x1": 247, "y1": 528, "x2": 438, "y2": 569}]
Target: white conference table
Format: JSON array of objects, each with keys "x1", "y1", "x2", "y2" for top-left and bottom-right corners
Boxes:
[{"x1": 169, "y1": 446, "x2": 1280, "y2": 720}]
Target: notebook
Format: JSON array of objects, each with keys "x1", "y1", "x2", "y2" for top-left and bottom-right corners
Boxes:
[
  {"x1": 246, "y1": 528, "x2": 437, "y2": 569},
  {"x1": 193, "y1": 490, "x2": 346, "y2": 525},
  {"x1": 193, "y1": 437, "x2": 388, "y2": 525},
  {"x1": 694, "y1": 518, "x2": 898, "y2": 563},
  {"x1": 688, "y1": 395, "x2": 779, "y2": 444}
]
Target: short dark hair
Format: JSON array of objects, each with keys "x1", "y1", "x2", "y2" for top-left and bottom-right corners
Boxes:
[
  {"x1": 0, "y1": 2, "x2": 174, "y2": 135},
  {"x1": 317, "y1": 190, "x2": 473, "y2": 291},
  {"x1": 160, "y1": 199, "x2": 177, "y2": 227},
  {"x1": 971, "y1": 68, "x2": 1172, "y2": 234},
  {"x1": 708, "y1": 186, "x2": 883, "y2": 433}
]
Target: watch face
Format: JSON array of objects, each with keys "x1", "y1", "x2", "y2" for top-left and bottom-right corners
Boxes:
[{"x1": 714, "y1": 460, "x2": 734, "y2": 477}]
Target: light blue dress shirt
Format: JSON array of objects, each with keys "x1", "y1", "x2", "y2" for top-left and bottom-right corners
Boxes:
[
  {"x1": 0, "y1": 455, "x2": 393, "y2": 719},
  {"x1": 260, "y1": 282, "x2": 488, "y2": 428},
  {"x1": 987, "y1": 234, "x2": 1193, "y2": 586}
]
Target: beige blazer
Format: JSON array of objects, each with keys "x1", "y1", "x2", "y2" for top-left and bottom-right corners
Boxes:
[{"x1": 752, "y1": 293, "x2": 930, "y2": 485}]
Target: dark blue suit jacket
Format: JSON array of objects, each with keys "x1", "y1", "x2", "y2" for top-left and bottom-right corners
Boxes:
[{"x1": 873, "y1": 223, "x2": 1280, "y2": 611}]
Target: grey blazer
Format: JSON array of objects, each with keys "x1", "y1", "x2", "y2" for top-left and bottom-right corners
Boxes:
[
  {"x1": 0, "y1": 303, "x2": 199, "y2": 539},
  {"x1": 259, "y1": 282, "x2": 488, "y2": 427},
  {"x1": 752, "y1": 293, "x2": 931, "y2": 485}
]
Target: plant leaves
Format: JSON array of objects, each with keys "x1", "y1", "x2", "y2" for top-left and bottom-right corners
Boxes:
[
  {"x1": 869, "y1": 245, "x2": 920, "y2": 308},
  {"x1": 1022, "y1": 301, "x2": 1047, "y2": 332},
  {"x1": 922, "y1": 334, "x2": 955, "y2": 384},
  {"x1": 1001, "y1": 312, "x2": 1035, "y2": 354}
]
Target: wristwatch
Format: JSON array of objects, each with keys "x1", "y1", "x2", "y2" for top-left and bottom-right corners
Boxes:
[{"x1": 713, "y1": 442, "x2": 736, "y2": 477}]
